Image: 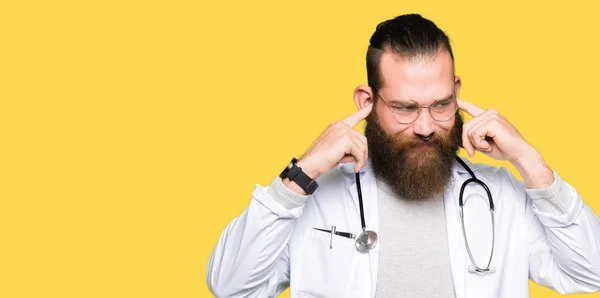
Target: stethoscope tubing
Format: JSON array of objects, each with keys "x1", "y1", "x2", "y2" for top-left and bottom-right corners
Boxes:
[{"x1": 353, "y1": 156, "x2": 496, "y2": 274}]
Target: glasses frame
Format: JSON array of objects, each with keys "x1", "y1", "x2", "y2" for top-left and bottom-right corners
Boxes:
[{"x1": 371, "y1": 86, "x2": 459, "y2": 124}]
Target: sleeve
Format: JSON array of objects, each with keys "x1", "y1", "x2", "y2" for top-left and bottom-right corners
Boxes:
[
  {"x1": 206, "y1": 177, "x2": 308, "y2": 297},
  {"x1": 511, "y1": 170, "x2": 600, "y2": 294}
]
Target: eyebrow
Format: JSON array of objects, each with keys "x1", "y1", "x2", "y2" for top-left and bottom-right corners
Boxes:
[{"x1": 388, "y1": 94, "x2": 454, "y2": 106}]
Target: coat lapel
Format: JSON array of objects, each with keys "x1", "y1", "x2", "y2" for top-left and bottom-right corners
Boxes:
[
  {"x1": 340, "y1": 161, "x2": 380, "y2": 295},
  {"x1": 446, "y1": 166, "x2": 468, "y2": 298}
]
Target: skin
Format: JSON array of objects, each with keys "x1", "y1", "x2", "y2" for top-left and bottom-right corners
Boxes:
[{"x1": 284, "y1": 50, "x2": 554, "y2": 194}]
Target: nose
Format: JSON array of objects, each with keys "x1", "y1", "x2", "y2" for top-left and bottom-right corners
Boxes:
[{"x1": 412, "y1": 109, "x2": 435, "y2": 137}]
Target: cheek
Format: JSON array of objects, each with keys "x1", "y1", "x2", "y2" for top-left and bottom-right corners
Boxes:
[
  {"x1": 436, "y1": 119, "x2": 455, "y2": 132},
  {"x1": 376, "y1": 112, "x2": 411, "y2": 135}
]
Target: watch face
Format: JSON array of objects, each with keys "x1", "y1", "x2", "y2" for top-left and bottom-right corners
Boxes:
[
  {"x1": 280, "y1": 158, "x2": 298, "y2": 179},
  {"x1": 280, "y1": 161, "x2": 294, "y2": 178}
]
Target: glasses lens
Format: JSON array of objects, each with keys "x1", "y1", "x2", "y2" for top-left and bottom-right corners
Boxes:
[
  {"x1": 430, "y1": 99, "x2": 457, "y2": 122},
  {"x1": 390, "y1": 100, "x2": 420, "y2": 123}
]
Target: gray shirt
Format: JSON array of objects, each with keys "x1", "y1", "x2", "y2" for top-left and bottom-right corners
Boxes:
[{"x1": 375, "y1": 177, "x2": 456, "y2": 298}]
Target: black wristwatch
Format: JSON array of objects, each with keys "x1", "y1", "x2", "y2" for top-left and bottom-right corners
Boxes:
[{"x1": 279, "y1": 158, "x2": 319, "y2": 195}]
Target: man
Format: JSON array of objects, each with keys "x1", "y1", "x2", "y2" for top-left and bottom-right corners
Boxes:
[{"x1": 206, "y1": 14, "x2": 600, "y2": 297}]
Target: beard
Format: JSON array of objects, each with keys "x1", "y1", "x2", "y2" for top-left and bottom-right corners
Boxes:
[{"x1": 365, "y1": 109, "x2": 463, "y2": 200}]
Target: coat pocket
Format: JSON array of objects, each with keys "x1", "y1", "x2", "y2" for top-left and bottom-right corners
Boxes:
[{"x1": 295, "y1": 228, "x2": 357, "y2": 298}]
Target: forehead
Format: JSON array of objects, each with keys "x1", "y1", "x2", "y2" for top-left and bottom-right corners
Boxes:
[{"x1": 379, "y1": 51, "x2": 455, "y2": 103}]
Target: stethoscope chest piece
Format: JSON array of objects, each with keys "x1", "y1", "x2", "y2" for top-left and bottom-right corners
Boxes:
[
  {"x1": 355, "y1": 229, "x2": 378, "y2": 252},
  {"x1": 354, "y1": 172, "x2": 379, "y2": 252}
]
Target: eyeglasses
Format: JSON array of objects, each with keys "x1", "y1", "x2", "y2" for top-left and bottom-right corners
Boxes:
[{"x1": 371, "y1": 86, "x2": 458, "y2": 124}]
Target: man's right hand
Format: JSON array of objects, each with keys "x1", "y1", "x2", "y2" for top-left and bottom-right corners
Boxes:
[{"x1": 283, "y1": 103, "x2": 373, "y2": 195}]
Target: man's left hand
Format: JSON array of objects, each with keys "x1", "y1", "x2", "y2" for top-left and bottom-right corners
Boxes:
[
  {"x1": 458, "y1": 98, "x2": 554, "y2": 189},
  {"x1": 458, "y1": 98, "x2": 530, "y2": 161}
]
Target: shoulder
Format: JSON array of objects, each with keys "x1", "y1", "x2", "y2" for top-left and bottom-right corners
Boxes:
[
  {"x1": 454, "y1": 156, "x2": 525, "y2": 193},
  {"x1": 455, "y1": 156, "x2": 509, "y2": 176}
]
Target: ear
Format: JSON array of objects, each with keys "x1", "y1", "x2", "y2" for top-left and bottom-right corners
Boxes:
[
  {"x1": 454, "y1": 75, "x2": 462, "y2": 99},
  {"x1": 353, "y1": 85, "x2": 374, "y2": 110}
]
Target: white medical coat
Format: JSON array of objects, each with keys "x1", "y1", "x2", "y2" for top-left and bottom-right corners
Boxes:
[{"x1": 207, "y1": 158, "x2": 600, "y2": 297}]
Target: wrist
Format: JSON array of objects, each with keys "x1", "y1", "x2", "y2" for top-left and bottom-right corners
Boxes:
[
  {"x1": 511, "y1": 143, "x2": 539, "y2": 168},
  {"x1": 295, "y1": 158, "x2": 320, "y2": 180},
  {"x1": 280, "y1": 158, "x2": 320, "y2": 195},
  {"x1": 511, "y1": 145, "x2": 554, "y2": 189},
  {"x1": 282, "y1": 177, "x2": 309, "y2": 195}
]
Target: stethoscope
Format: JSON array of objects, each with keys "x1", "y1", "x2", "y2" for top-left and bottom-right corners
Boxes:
[{"x1": 354, "y1": 156, "x2": 496, "y2": 274}]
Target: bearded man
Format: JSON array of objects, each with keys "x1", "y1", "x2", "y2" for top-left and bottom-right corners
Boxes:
[{"x1": 207, "y1": 14, "x2": 600, "y2": 298}]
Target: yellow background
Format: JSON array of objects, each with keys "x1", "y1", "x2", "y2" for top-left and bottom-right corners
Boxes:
[{"x1": 1, "y1": 0, "x2": 599, "y2": 297}]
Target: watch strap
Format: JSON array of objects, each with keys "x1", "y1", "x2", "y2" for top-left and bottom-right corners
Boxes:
[{"x1": 280, "y1": 158, "x2": 319, "y2": 195}]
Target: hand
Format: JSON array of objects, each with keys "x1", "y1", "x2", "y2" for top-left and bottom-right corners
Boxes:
[
  {"x1": 458, "y1": 99, "x2": 530, "y2": 162},
  {"x1": 458, "y1": 99, "x2": 554, "y2": 188},
  {"x1": 296, "y1": 103, "x2": 373, "y2": 180}
]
